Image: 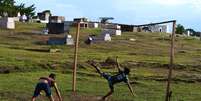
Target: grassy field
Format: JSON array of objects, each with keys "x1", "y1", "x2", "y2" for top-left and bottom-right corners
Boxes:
[{"x1": 0, "y1": 22, "x2": 201, "y2": 101}]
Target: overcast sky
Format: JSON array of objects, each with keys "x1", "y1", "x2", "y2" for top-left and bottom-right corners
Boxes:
[{"x1": 16, "y1": 0, "x2": 201, "y2": 31}]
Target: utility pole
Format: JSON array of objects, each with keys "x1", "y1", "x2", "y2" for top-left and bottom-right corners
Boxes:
[
  {"x1": 165, "y1": 21, "x2": 176, "y2": 101},
  {"x1": 72, "y1": 22, "x2": 80, "y2": 92}
]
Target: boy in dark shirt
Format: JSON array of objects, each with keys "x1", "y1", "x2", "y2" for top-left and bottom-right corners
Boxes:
[
  {"x1": 89, "y1": 58, "x2": 135, "y2": 100},
  {"x1": 31, "y1": 73, "x2": 62, "y2": 101}
]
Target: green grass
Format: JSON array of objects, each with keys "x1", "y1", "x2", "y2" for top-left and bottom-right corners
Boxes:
[
  {"x1": 0, "y1": 22, "x2": 201, "y2": 101},
  {"x1": 1, "y1": 71, "x2": 201, "y2": 101}
]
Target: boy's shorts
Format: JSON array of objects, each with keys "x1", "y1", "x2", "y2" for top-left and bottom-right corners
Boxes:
[
  {"x1": 101, "y1": 73, "x2": 114, "y2": 91},
  {"x1": 33, "y1": 82, "x2": 51, "y2": 97}
]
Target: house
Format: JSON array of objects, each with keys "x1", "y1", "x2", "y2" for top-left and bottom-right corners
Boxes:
[
  {"x1": 120, "y1": 23, "x2": 168, "y2": 33},
  {"x1": 142, "y1": 26, "x2": 151, "y2": 32},
  {"x1": 0, "y1": 17, "x2": 15, "y2": 29},
  {"x1": 119, "y1": 24, "x2": 135, "y2": 32},
  {"x1": 79, "y1": 22, "x2": 88, "y2": 28},
  {"x1": 73, "y1": 18, "x2": 89, "y2": 28},
  {"x1": 149, "y1": 25, "x2": 167, "y2": 33},
  {"x1": 49, "y1": 16, "x2": 65, "y2": 23},
  {"x1": 37, "y1": 10, "x2": 51, "y2": 23},
  {"x1": 73, "y1": 17, "x2": 88, "y2": 22},
  {"x1": 100, "y1": 24, "x2": 121, "y2": 29},
  {"x1": 88, "y1": 22, "x2": 99, "y2": 28}
]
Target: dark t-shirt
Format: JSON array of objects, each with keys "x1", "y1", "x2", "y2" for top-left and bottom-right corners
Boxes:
[
  {"x1": 39, "y1": 77, "x2": 55, "y2": 87},
  {"x1": 110, "y1": 71, "x2": 128, "y2": 85}
]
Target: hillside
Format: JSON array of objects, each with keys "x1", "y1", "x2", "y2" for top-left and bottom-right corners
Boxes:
[{"x1": 0, "y1": 22, "x2": 201, "y2": 101}]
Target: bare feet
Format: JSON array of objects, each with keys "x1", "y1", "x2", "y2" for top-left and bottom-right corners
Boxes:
[{"x1": 101, "y1": 97, "x2": 108, "y2": 101}]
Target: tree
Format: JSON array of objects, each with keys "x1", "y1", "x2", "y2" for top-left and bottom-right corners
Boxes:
[
  {"x1": 0, "y1": 0, "x2": 16, "y2": 17},
  {"x1": 176, "y1": 24, "x2": 185, "y2": 34},
  {"x1": 0, "y1": 0, "x2": 35, "y2": 17},
  {"x1": 16, "y1": 3, "x2": 36, "y2": 17}
]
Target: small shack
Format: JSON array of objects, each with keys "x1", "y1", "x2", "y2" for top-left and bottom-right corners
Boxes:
[
  {"x1": 101, "y1": 24, "x2": 121, "y2": 29},
  {"x1": 74, "y1": 17, "x2": 88, "y2": 22},
  {"x1": 49, "y1": 16, "x2": 65, "y2": 23},
  {"x1": 88, "y1": 22, "x2": 99, "y2": 28},
  {"x1": 0, "y1": 17, "x2": 15, "y2": 29},
  {"x1": 120, "y1": 24, "x2": 134, "y2": 32},
  {"x1": 149, "y1": 25, "x2": 167, "y2": 33},
  {"x1": 73, "y1": 18, "x2": 89, "y2": 28}
]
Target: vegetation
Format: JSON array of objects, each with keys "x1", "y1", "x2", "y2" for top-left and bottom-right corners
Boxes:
[
  {"x1": 176, "y1": 24, "x2": 185, "y2": 34},
  {"x1": 0, "y1": 0, "x2": 35, "y2": 17},
  {"x1": 0, "y1": 22, "x2": 201, "y2": 101}
]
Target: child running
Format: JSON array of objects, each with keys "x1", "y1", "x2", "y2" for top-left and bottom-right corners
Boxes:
[
  {"x1": 31, "y1": 73, "x2": 62, "y2": 101},
  {"x1": 89, "y1": 57, "x2": 135, "y2": 100}
]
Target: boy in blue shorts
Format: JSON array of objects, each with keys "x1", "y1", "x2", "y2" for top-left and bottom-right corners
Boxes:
[
  {"x1": 31, "y1": 73, "x2": 62, "y2": 101},
  {"x1": 89, "y1": 58, "x2": 135, "y2": 100}
]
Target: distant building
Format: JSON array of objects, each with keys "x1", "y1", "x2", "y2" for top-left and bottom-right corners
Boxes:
[
  {"x1": 149, "y1": 25, "x2": 167, "y2": 33},
  {"x1": 100, "y1": 24, "x2": 121, "y2": 29},
  {"x1": 73, "y1": 18, "x2": 89, "y2": 28},
  {"x1": 120, "y1": 24, "x2": 168, "y2": 33},
  {"x1": 88, "y1": 22, "x2": 99, "y2": 28},
  {"x1": 120, "y1": 24, "x2": 135, "y2": 32},
  {"x1": 73, "y1": 17, "x2": 88, "y2": 22},
  {"x1": 133, "y1": 25, "x2": 168, "y2": 33},
  {"x1": 37, "y1": 10, "x2": 51, "y2": 23},
  {"x1": 49, "y1": 16, "x2": 65, "y2": 23}
]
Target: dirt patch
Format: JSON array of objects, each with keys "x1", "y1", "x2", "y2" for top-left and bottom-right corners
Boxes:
[
  {"x1": 24, "y1": 48, "x2": 50, "y2": 52},
  {"x1": 122, "y1": 61, "x2": 201, "y2": 72},
  {"x1": 0, "y1": 91, "x2": 30, "y2": 101},
  {"x1": 70, "y1": 95, "x2": 102, "y2": 101},
  {"x1": 69, "y1": 94, "x2": 120, "y2": 101}
]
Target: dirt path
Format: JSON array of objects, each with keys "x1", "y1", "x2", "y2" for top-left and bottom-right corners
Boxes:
[{"x1": 69, "y1": 95, "x2": 115, "y2": 101}]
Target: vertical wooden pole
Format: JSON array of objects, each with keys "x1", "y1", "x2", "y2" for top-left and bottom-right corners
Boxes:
[
  {"x1": 165, "y1": 21, "x2": 176, "y2": 101},
  {"x1": 72, "y1": 22, "x2": 80, "y2": 92}
]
